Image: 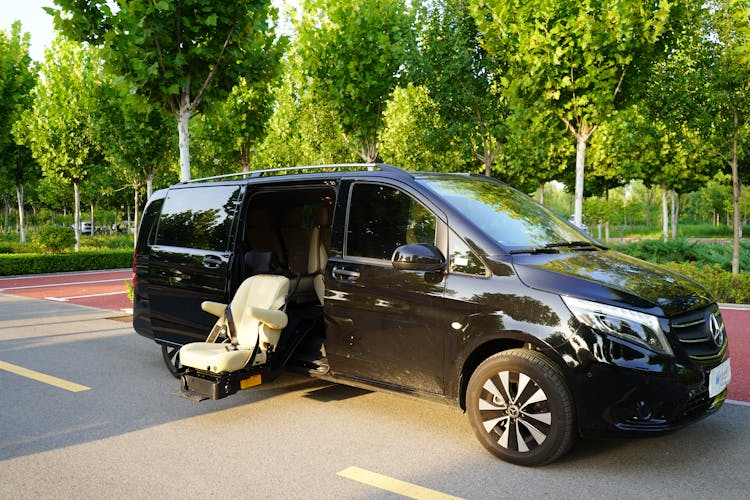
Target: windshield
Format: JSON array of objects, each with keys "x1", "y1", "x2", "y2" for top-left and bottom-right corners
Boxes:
[{"x1": 418, "y1": 175, "x2": 593, "y2": 252}]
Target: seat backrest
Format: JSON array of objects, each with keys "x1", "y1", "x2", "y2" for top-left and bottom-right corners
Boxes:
[
  {"x1": 278, "y1": 209, "x2": 310, "y2": 275},
  {"x1": 308, "y1": 205, "x2": 332, "y2": 274},
  {"x1": 307, "y1": 205, "x2": 332, "y2": 304},
  {"x1": 245, "y1": 207, "x2": 284, "y2": 266},
  {"x1": 230, "y1": 274, "x2": 290, "y2": 347}
]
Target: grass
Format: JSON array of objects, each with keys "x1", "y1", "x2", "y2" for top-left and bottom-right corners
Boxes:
[
  {"x1": 0, "y1": 232, "x2": 134, "y2": 254},
  {"x1": 610, "y1": 224, "x2": 750, "y2": 239}
]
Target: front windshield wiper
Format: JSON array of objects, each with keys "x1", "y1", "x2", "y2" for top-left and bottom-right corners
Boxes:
[
  {"x1": 545, "y1": 241, "x2": 602, "y2": 251},
  {"x1": 509, "y1": 247, "x2": 560, "y2": 255}
]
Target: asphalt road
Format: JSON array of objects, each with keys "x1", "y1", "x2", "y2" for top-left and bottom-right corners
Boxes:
[{"x1": 0, "y1": 289, "x2": 749, "y2": 499}]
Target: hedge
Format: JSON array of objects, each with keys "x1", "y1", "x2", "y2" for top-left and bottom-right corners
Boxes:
[
  {"x1": 661, "y1": 262, "x2": 750, "y2": 305},
  {"x1": 0, "y1": 250, "x2": 133, "y2": 276},
  {"x1": 615, "y1": 239, "x2": 750, "y2": 272}
]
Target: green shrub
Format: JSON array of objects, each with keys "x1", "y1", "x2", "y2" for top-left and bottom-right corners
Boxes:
[
  {"x1": 616, "y1": 239, "x2": 750, "y2": 271},
  {"x1": 80, "y1": 234, "x2": 135, "y2": 251},
  {"x1": 34, "y1": 226, "x2": 76, "y2": 254},
  {"x1": 0, "y1": 250, "x2": 133, "y2": 276},
  {"x1": 662, "y1": 262, "x2": 750, "y2": 304}
]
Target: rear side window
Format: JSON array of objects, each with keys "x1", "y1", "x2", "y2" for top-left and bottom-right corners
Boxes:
[
  {"x1": 346, "y1": 183, "x2": 436, "y2": 260},
  {"x1": 156, "y1": 185, "x2": 243, "y2": 252},
  {"x1": 136, "y1": 197, "x2": 164, "y2": 253}
]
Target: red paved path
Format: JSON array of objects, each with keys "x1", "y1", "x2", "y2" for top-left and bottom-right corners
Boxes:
[
  {"x1": 0, "y1": 270, "x2": 132, "y2": 313},
  {"x1": 723, "y1": 308, "x2": 749, "y2": 402},
  {"x1": 0, "y1": 270, "x2": 748, "y2": 402}
]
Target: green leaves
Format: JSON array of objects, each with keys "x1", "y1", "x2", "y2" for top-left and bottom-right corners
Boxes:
[
  {"x1": 294, "y1": 0, "x2": 415, "y2": 161},
  {"x1": 49, "y1": 0, "x2": 285, "y2": 180}
]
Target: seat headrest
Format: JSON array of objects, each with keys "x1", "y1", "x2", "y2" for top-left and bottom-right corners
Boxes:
[
  {"x1": 317, "y1": 205, "x2": 332, "y2": 227},
  {"x1": 247, "y1": 208, "x2": 274, "y2": 228},
  {"x1": 280, "y1": 209, "x2": 303, "y2": 228},
  {"x1": 245, "y1": 251, "x2": 281, "y2": 275}
]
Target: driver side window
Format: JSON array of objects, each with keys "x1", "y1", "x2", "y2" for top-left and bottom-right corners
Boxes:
[{"x1": 346, "y1": 183, "x2": 436, "y2": 260}]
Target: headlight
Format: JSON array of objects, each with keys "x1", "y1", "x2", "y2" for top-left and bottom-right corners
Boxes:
[{"x1": 562, "y1": 296, "x2": 673, "y2": 356}]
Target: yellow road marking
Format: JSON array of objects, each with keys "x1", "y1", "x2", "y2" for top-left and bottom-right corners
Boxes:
[
  {"x1": 0, "y1": 360, "x2": 90, "y2": 392},
  {"x1": 337, "y1": 466, "x2": 464, "y2": 500}
]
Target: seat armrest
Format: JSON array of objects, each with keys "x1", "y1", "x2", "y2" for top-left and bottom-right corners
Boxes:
[
  {"x1": 201, "y1": 301, "x2": 226, "y2": 318},
  {"x1": 246, "y1": 306, "x2": 288, "y2": 330}
]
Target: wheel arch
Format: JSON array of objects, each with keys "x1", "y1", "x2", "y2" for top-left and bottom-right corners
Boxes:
[{"x1": 457, "y1": 334, "x2": 568, "y2": 411}]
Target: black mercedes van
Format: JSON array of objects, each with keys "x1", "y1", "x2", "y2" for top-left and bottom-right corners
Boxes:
[{"x1": 133, "y1": 164, "x2": 731, "y2": 465}]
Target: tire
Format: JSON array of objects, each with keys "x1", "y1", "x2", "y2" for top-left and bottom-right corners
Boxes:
[
  {"x1": 161, "y1": 345, "x2": 184, "y2": 378},
  {"x1": 466, "y1": 349, "x2": 576, "y2": 466}
]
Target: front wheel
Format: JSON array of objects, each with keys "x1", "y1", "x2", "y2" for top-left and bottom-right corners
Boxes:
[
  {"x1": 466, "y1": 349, "x2": 576, "y2": 466},
  {"x1": 161, "y1": 344, "x2": 184, "y2": 378}
]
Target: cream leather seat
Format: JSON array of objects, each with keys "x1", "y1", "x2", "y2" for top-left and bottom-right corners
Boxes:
[
  {"x1": 180, "y1": 275, "x2": 290, "y2": 373},
  {"x1": 307, "y1": 205, "x2": 331, "y2": 304}
]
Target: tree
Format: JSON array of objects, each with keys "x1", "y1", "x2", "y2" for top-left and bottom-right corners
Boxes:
[
  {"x1": 16, "y1": 39, "x2": 103, "y2": 251},
  {"x1": 294, "y1": 0, "x2": 415, "y2": 162},
  {"x1": 379, "y1": 83, "x2": 458, "y2": 170},
  {"x1": 92, "y1": 77, "x2": 175, "y2": 241},
  {"x1": 469, "y1": 0, "x2": 673, "y2": 226},
  {"x1": 408, "y1": 0, "x2": 507, "y2": 175},
  {"x1": 49, "y1": 0, "x2": 285, "y2": 181},
  {"x1": 257, "y1": 66, "x2": 355, "y2": 169},
  {"x1": 192, "y1": 75, "x2": 278, "y2": 177},
  {"x1": 703, "y1": 0, "x2": 750, "y2": 274},
  {"x1": 0, "y1": 22, "x2": 39, "y2": 243},
  {"x1": 640, "y1": 0, "x2": 749, "y2": 270}
]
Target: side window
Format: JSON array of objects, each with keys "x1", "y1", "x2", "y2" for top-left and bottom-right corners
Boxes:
[
  {"x1": 347, "y1": 183, "x2": 436, "y2": 260},
  {"x1": 156, "y1": 186, "x2": 242, "y2": 252},
  {"x1": 136, "y1": 198, "x2": 164, "y2": 252},
  {"x1": 449, "y1": 231, "x2": 487, "y2": 276}
]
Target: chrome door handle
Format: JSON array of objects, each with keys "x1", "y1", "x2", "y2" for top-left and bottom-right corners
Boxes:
[
  {"x1": 202, "y1": 255, "x2": 222, "y2": 269},
  {"x1": 332, "y1": 267, "x2": 360, "y2": 281}
]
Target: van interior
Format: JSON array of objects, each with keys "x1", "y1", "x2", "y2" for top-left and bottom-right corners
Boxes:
[{"x1": 179, "y1": 186, "x2": 338, "y2": 400}]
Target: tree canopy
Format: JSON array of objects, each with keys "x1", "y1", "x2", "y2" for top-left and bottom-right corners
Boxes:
[{"x1": 48, "y1": 0, "x2": 285, "y2": 181}]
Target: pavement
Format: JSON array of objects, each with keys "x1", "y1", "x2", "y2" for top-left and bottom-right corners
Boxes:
[{"x1": 0, "y1": 272, "x2": 749, "y2": 498}]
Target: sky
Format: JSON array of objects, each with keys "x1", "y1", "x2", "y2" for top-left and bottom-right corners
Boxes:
[{"x1": 1, "y1": 0, "x2": 56, "y2": 62}]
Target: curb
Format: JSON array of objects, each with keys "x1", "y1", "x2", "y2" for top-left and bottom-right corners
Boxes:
[{"x1": 719, "y1": 303, "x2": 750, "y2": 311}]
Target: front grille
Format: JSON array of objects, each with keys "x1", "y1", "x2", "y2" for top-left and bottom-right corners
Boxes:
[{"x1": 670, "y1": 305, "x2": 727, "y2": 364}]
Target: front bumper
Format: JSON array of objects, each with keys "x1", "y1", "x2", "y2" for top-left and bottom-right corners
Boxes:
[{"x1": 555, "y1": 326, "x2": 729, "y2": 438}]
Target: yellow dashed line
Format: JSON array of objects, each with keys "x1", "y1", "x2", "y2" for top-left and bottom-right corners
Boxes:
[
  {"x1": 338, "y1": 466, "x2": 464, "y2": 500},
  {"x1": 0, "y1": 360, "x2": 90, "y2": 392}
]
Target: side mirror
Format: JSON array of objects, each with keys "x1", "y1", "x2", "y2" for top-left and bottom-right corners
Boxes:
[{"x1": 392, "y1": 244, "x2": 446, "y2": 272}]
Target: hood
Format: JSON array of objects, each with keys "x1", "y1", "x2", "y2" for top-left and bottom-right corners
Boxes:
[{"x1": 510, "y1": 249, "x2": 713, "y2": 317}]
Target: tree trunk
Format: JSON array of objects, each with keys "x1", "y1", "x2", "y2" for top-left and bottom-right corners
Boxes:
[
  {"x1": 670, "y1": 190, "x2": 678, "y2": 240},
  {"x1": 730, "y1": 110, "x2": 741, "y2": 275},
  {"x1": 73, "y1": 181, "x2": 81, "y2": 252},
  {"x1": 133, "y1": 183, "x2": 140, "y2": 246},
  {"x1": 573, "y1": 133, "x2": 587, "y2": 227},
  {"x1": 537, "y1": 183, "x2": 545, "y2": 204},
  {"x1": 16, "y1": 183, "x2": 25, "y2": 244},
  {"x1": 358, "y1": 137, "x2": 378, "y2": 163},
  {"x1": 177, "y1": 96, "x2": 192, "y2": 182},
  {"x1": 90, "y1": 203, "x2": 95, "y2": 236},
  {"x1": 146, "y1": 172, "x2": 155, "y2": 199},
  {"x1": 3, "y1": 195, "x2": 10, "y2": 233},
  {"x1": 646, "y1": 187, "x2": 654, "y2": 228},
  {"x1": 661, "y1": 183, "x2": 668, "y2": 242}
]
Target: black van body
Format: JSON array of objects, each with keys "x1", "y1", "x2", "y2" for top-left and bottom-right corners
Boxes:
[{"x1": 133, "y1": 165, "x2": 730, "y2": 465}]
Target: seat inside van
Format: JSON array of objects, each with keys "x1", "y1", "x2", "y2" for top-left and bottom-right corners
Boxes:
[{"x1": 242, "y1": 188, "x2": 334, "y2": 306}]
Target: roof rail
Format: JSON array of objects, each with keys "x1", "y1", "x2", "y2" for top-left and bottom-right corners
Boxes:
[{"x1": 181, "y1": 163, "x2": 411, "y2": 184}]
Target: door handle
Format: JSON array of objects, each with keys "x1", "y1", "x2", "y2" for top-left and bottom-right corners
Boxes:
[
  {"x1": 332, "y1": 267, "x2": 360, "y2": 281},
  {"x1": 202, "y1": 255, "x2": 223, "y2": 269}
]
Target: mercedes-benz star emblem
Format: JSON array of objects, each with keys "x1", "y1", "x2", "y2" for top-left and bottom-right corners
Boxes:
[{"x1": 708, "y1": 313, "x2": 725, "y2": 348}]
